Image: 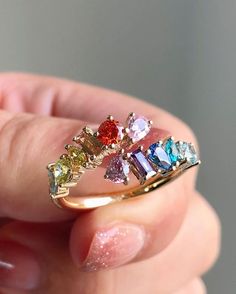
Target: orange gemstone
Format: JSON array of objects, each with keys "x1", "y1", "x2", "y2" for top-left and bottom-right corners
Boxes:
[{"x1": 97, "y1": 120, "x2": 120, "y2": 145}]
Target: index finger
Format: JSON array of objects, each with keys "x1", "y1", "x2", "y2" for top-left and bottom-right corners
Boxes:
[{"x1": 0, "y1": 73, "x2": 198, "y2": 222}]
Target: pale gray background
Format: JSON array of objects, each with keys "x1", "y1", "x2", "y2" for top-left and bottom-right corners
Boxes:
[{"x1": 0, "y1": 1, "x2": 235, "y2": 293}]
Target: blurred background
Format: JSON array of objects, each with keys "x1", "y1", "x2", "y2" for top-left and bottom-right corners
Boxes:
[{"x1": 0, "y1": 1, "x2": 235, "y2": 293}]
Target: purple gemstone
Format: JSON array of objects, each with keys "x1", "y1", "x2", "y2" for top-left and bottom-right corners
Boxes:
[
  {"x1": 130, "y1": 149, "x2": 156, "y2": 181},
  {"x1": 105, "y1": 155, "x2": 130, "y2": 184},
  {"x1": 127, "y1": 114, "x2": 151, "y2": 142}
]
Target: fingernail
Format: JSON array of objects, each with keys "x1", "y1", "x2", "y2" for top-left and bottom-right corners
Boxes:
[
  {"x1": 0, "y1": 240, "x2": 41, "y2": 290},
  {"x1": 82, "y1": 223, "x2": 145, "y2": 272}
]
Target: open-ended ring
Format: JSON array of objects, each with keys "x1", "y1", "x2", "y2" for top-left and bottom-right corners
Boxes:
[{"x1": 47, "y1": 113, "x2": 200, "y2": 210}]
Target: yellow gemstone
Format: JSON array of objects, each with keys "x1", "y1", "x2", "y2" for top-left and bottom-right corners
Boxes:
[
  {"x1": 53, "y1": 157, "x2": 72, "y2": 184},
  {"x1": 67, "y1": 146, "x2": 87, "y2": 166}
]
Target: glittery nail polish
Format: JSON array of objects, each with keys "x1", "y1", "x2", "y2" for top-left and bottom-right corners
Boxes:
[{"x1": 82, "y1": 223, "x2": 145, "y2": 272}]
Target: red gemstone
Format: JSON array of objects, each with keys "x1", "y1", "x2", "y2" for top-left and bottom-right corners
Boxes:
[{"x1": 97, "y1": 120, "x2": 120, "y2": 145}]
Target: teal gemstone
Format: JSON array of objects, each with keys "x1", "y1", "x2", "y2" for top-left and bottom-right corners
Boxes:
[
  {"x1": 164, "y1": 138, "x2": 182, "y2": 164},
  {"x1": 176, "y1": 142, "x2": 198, "y2": 164}
]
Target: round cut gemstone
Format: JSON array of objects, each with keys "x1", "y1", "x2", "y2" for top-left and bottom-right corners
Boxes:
[
  {"x1": 127, "y1": 115, "x2": 151, "y2": 143},
  {"x1": 148, "y1": 143, "x2": 172, "y2": 171},
  {"x1": 105, "y1": 155, "x2": 130, "y2": 183},
  {"x1": 97, "y1": 120, "x2": 121, "y2": 145},
  {"x1": 164, "y1": 138, "x2": 181, "y2": 164},
  {"x1": 67, "y1": 146, "x2": 87, "y2": 166},
  {"x1": 176, "y1": 142, "x2": 198, "y2": 164}
]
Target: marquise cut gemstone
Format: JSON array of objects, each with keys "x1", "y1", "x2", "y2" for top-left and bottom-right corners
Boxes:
[
  {"x1": 164, "y1": 138, "x2": 182, "y2": 164},
  {"x1": 97, "y1": 120, "x2": 121, "y2": 145},
  {"x1": 148, "y1": 143, "x2": 172, "y2": 171},
  {"x1": 105, "y1": 155, "x2": 130, "y2": 183},
  {"x1": 130, "y1": 149, "x2": 156, "y2": 180},
  {"x1": 127, "y1": 114, "x2": 151, "y2": 143},
  {"x1": 176, "y1": 142, "x2": 198, "y2": 164}
]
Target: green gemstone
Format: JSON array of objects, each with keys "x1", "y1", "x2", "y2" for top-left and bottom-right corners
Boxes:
[
  {"x1": 53, "y1": 157, "x2": 72, "y2": 185},
  {"x1": 68, "y1": 146, "x2": 87, "y2": 166}
]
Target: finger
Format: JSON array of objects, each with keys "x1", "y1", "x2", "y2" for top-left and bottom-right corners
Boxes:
[
  {"x1": 0, "y1": 74, "x2": 198, "y2": 222},
  {"x1": 173, "y1": 278, "x2": 206, "y2": 294},
  {"x1": 0, "y1": 73, "x2": 198, "y2": 148},
  {"x1": 0, "y1": 110, "x2": 166, "y2": 221},
  {"x1": 70, "y1": 190, "x2": 220, "y2": 275},
  {"x1": 0, "y1": 193, "x2": 219, "y2": 293},
  {"x1": 69, "y1": 109, "x2": 199, "y2": 270}
]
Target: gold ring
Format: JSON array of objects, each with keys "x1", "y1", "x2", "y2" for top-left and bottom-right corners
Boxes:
[{"x1": 47, "y1": 113, "x2": 200, "y2": 210}]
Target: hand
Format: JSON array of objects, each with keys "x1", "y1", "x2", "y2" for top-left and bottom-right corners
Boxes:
[{"x1": 0, "y1": 73, "x2": 220, "y2": 294}]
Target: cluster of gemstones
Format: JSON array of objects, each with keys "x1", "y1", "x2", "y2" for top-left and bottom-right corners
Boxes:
[
  {"x1": 48, "y1": 112, "x2": 199, "y2": 196},
  {"x1": 104, "y1": 137, "x2": 198, "y2": 185},
  {"x1": 47, "y1": 113, "x2": 153, "y2": 196}
]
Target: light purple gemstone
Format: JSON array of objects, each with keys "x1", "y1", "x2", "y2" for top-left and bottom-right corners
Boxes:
[
  {"x1": 128, "y1": 114, "x2": 151, "y2": 142},
  {"x1": 105, "y1": 155, "x2": 130, "y2": 183},
  {"x1": 131, "y1": 149, "x2": 156, "y2": 180}
]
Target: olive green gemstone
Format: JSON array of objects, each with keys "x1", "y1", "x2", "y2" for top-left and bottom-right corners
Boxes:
[
  {"x1": 53, "y1": 157, "x2": 72, "y2": 185},
  {"x1": 68, "y1": 146, "x2": 87, "y2": 166}
]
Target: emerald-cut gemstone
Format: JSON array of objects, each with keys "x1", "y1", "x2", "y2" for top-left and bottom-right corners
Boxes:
[
  {"x1": 176, "y1": 142, "x2": 198, "y2": 164},
  {"x1": 148, "y1": 142, "x2": 172, "y2": 171},
  {"x1": 164, "y1": 138, "x2": 182, "y2": 164},
  {"x1": 130, "y1": 148, "x2": 156, "y2": 181},
  {"x1": 67, "y1": 146, "x2": 87, "y2": 166}
]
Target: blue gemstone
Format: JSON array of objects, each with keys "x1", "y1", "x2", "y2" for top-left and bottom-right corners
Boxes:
[
  {"x1": 48, "y1": 170, "x2": 58, "y2": 195},
  {"x1": 164, "y1": 138, "x2": 181, "y2": 164},
  {"x1": 148, "y1": 142, "x2": 172, "y2": 171},
  {"x1": 131, "y1": 149, "x2": 156, "y2": 180},
  {"x1": 176, "y1": 142, "x2": 198, "y2": 164}
]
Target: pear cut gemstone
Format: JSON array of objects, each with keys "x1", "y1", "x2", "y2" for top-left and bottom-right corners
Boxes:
[
  {"x1": 54, "y1": 158, "x2": 72, "y2": 184},
  {"x1": 48, "y1": 170, "x2": 58, "y2": 195},
  {"x1": 148, "y1": 142, "x2": 172, "y2": 171},
  {"x1": 176, "y1": 142, "x2": 198, "y2": 164},
  {"x1": 127, "y1": 114, "x2": 151, "y2": 143},
  {"x1": 164, "y1": 138, "x2": 182, "y2": 164},
  {"x1": 105, "y1": 155, "x2": 130, "y2": 183},
  {"x1": 48, "y1": 158, "x2": 72, "y2": 195}
]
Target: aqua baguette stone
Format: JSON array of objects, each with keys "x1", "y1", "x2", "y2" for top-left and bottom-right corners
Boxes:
[{"x1": 164, "y1": 138, "x2": 182, "y2": 164}]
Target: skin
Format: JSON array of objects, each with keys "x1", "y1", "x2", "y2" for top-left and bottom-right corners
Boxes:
[{"x1": 0, "y1": 73, "x2": 221, "y2": 294}]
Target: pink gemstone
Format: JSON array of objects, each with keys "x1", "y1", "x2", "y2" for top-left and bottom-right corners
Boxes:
[
  {"x1": 105, "y1": 155, "x2": 130, "y2": 184},
  {"x1": 127, "y1": 114, "x2": 151, "y2": 142}
]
